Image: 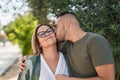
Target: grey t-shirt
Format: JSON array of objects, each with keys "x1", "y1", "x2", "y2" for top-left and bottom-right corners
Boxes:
[{"x1": 61, "y1": 32, "x2": 114, "y2": 78}]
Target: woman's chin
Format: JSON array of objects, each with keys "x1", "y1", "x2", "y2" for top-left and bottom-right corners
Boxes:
[
  {"x1": 46, "y1": 38, "x2": 56, "y2": 43},
  {"x1": 43, "y1": 41, "x2": 56, "y2": 47},
  {"x1": 48, "y1": 41, "x2": 56, "y2": 46}
]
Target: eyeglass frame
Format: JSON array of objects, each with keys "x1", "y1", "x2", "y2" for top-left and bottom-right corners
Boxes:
[{"x1": 37, "y1": 28, "x2": 54, "y2": 38}]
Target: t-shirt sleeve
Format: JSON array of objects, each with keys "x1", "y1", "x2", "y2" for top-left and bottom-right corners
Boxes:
[{"x1": 89, "y1": 35, "x2": 114, "y2": 67}]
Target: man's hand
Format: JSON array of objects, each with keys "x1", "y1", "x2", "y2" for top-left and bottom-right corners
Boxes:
[
  {"x1": 56, "y1": 74, "x2": 69, "y2": 80},
  {"x1": 19, "y1": 55, "x2": 28, "y2": 72}
]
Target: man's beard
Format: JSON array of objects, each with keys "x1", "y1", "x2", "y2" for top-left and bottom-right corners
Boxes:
[{"x1": 55, "y1": 32, "x2": 66, "y2": 43}]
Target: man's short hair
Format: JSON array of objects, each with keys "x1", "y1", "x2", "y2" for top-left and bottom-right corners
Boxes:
[{"x1": 57, "y1": 11, "x2": 79, "y2": 22}]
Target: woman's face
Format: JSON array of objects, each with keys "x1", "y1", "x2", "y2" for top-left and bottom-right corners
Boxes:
[{"x1": 37, "y1": 25, "x2": 56, "y2": 48}]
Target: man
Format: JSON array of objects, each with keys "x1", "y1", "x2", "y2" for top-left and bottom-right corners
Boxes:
[{"x1": 20, "y1": 12, "x2": 115, "y2": 80}]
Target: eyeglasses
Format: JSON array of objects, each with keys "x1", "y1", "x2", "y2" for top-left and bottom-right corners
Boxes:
[{"x1": 37, "y1": 28, "x2": 54, "y2": 38}]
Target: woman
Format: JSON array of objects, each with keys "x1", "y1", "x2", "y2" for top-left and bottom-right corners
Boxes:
[{"x1": 17, "y1": 24, "x2": 69, "y2": 80}]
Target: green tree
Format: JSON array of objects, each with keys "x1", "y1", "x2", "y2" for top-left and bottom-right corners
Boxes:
[
  {"x1": 5, "y1": 13, "x2": 38, "y2": 55},
  {"x1": 27, "y1": 0, "x2": 50, "y2": 23}
]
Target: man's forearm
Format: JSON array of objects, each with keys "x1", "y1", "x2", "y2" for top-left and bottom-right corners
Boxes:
[
  {"x1": 67, "y1": 64, "x2": 114, "y2": 80},
  {"x1": 56, "y1": 64, "x2": 115, "y2": 80}
]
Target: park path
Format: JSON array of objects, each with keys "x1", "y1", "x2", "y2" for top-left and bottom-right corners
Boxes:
[{"x1": 0, "y1": 41, "x2": 22, "y2": 80}]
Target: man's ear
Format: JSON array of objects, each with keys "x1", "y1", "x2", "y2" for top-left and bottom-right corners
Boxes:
[{"x1": 64, "y1": 20, "x2": 70, "y2": 30}]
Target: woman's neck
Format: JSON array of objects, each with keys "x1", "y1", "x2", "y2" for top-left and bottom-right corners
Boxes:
[
  {"x1": 42, "y1": 45, "x2": 59, "y2": 60},
  {"x1": 42, "y1": 44, "x2": 59, "y2": 74}
]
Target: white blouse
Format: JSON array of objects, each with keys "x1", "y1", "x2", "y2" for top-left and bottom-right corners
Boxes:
[{"x1": 39, "y1": 52, "x2": 69, "y2": 80}]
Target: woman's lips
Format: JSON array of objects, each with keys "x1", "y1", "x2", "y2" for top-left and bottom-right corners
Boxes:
[{"x1": 46, "y1": 36, "x2": 52, "y2": 40}]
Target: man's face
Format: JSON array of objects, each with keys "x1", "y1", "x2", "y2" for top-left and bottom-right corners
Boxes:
[{"x1": 55, "y1": 17, "x2": 66, "y2": 42}]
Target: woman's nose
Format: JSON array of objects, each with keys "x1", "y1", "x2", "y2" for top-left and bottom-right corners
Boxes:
[{"x1": 46, "y1": 32, "x2": 50, "y2": 36}]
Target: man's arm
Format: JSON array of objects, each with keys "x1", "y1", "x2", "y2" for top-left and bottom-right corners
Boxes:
[{"x1": 56, "y1": 64, "x2": 115, "y2": 80}]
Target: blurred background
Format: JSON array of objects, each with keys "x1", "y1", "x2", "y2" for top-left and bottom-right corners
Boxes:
[{"x1": 0, "y1": 0, "x2": 120, "y2": 80}]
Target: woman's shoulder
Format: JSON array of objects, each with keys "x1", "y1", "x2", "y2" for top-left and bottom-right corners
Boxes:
[
  {"x1": 28, "y1": 55, "x2": 36, "y2": 61},
  {"x1": 25, "y1": 55, "x2": 37, "y2": 69},
  {"x1": 17, "y1": 55, "x2": 37, "y2": 80}
]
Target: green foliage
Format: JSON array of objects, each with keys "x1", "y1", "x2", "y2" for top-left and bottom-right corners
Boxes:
[
  {"x1": 27, "y1": 0, "x2": 50, "y2": 23},
  {"x1": 5, "y1": 13, "x2": 38, "y2": 55}
]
